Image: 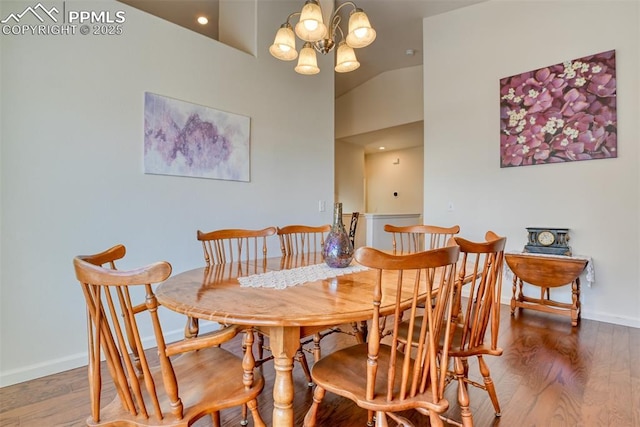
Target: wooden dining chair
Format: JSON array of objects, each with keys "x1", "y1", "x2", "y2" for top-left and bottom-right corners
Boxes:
[
  {"x1": 378, "y1": 224, "x2": 461, "y2": 338},
  {"x1": 384, "y1": 224, "x2": 461, "y2": 254},
  {"x1": 397, "y1": 231, "x2": 506, "y2": 426},
  {"x1": 189, "y1": 227, "x2": 277, "y2": 339},
  {"x1": 197, "y1": 226, "x2": 277, "y2": 267},
  {"x1": 447, "y1": 231, "x2": 506, "y2": 426},
  {"x1": 348, "y1": 212, "x2": 360, "y2": 248},
  {"x1": 73, "y1": 244, "x2": 265, "y2": 427},
  {"x1": 277, "y1": 224, "x2": 330, "y2": 256},
  {"x1": 304, "y1": 245, "x2": 460, "y2": 427}
]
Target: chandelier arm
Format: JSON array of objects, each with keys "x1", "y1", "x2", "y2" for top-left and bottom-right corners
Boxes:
[
  {"x1": 331, "y1": 1, "x2": 358, "y2": 18},
  {"x1": 285, "y1": 11, "x2": 301, "y2": 25},
  {"x1": 333, "y1": 20, "x2": 345, "y2": 44},
  {"x1": 328, "y1": 14, "x2": 343, "y2": 41},
  {"x1": 327, "y1": 1, "x2": 359, "y2": 43}
]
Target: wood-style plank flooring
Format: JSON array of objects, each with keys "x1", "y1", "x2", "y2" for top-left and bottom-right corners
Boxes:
[{"x1": 1, "y1": 305, "x2": 639, "y2": 426}]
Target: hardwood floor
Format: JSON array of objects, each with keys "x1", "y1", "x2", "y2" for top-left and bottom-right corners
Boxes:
[{"x1": 1, "y1": 305, "x2": 639, "y2": 426}]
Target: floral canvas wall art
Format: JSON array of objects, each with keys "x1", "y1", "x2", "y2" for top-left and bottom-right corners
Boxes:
[
  {"x1": 500, "y1": 50, "x2": 617, "y2": 168},
  {"x1": 144, "y1": 92, "x2": 250, "y2": 181}
]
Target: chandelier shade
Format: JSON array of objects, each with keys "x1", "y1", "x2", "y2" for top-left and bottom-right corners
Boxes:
[
  {"x1": 269, "y1": 23, "x2": 298, "y2": 61},
  {"x1": 295, "y1": 0, "x2": 328, "y2": 41},
  {"x1": 270, "y1": 1, "x2": 376, "y2": 75},
  {"x1": 345, "y1": 9, "x2": 376, "y2": 48},
  {"x1": 335, "y1": 41, "x2": 360, "y2": 73},
  {"x1": 295, "y1": 42, "x2": 320, "y2": 75}
]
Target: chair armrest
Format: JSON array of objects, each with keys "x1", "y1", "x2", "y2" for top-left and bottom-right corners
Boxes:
[{"x1": 165, "y1": 324, "x2": 242, "y2": 356}]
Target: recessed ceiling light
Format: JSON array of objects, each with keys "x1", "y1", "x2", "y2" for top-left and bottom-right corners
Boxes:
[
  {"x1": 379, "y1": 146, "x2": 386, "y2": 150},
  {"x1": 197, "y1": 16, "x2": 209, "y2": 25}
]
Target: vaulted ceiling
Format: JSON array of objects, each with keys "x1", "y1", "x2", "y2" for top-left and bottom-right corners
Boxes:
[{"x1": 117, "y1": 0, "x2": 485, "y2": 153}]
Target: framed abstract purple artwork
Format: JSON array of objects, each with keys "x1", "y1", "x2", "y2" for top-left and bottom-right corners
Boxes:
[
  {"x1": 500, "y1": 50, "x2": 617, "y2": 168},
  {"x1": 144, "y1": 92, "x2": 250, "y2": 181}
]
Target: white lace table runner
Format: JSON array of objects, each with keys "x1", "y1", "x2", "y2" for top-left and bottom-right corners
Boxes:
[
  {"x1": 237, "y1": 262, "x2": 369, "y2": 289},
  {"x1": 504, "y1": 251, "x2": 595, "y2": 287}
]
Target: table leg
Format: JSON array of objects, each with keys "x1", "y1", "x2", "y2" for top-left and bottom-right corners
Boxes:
[
  {"x1": 510, "y1": 275, "x2": 518, "y2": 314},
  {"x1": 571, "y1": 278, "x2": 581, "y2": 326},
  {"x1": 268, "y1": 326, "x2": 302, "y2": 427}
]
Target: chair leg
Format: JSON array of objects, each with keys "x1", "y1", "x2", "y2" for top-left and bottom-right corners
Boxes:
[
  {"x1": 303, "y1": 385, "x2": 326, "y2": 426},
  {"x1": 350, "y1": 321, "x2": 367, "y2": 343},
  {"x1": 367, "y1": 410, "x2": 375, "y2": 426},
  {"x1": 257, "y1": 331, "x2": 265, "y2": 360},
  {"x1": 478, "y1": 355, "x2": 501, "y2": 417},
  {"x1": 295, "y1": 346, "x2": 314, "y2": 386},
  {"x1": 246, "y1": 398, "x2": 266, "y2": 427},
  {"x1": 211, "y1": 411, "x2": 220, "y2": 427},
  {"x1": 428, "y1": 410, "x2": 445, "y2": 427},
  {"x1": 360, "y1": 320, "x2": 368, "y2": 342},
  {"x1": 461, "y1": 356, "x2": 470, "y2": 379},
  {"x1": 454, "y1": 357, "x2": 473, "y2": 427},
  {"x1": 374, "y1": 411, "x2": 389, "y2": 426},
  {"x1": 240, "y1": 403, "x2": 248, "y2": 426},
  {"x1": 312, "y1": 333, "x2": 322, "y2": 362}
]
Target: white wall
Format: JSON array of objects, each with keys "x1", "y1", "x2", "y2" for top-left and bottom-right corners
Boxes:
[
  {"x1": 366, "y1": 146, "x2": 424, "y2": 214},
  {"x1": 335, "y1": 140, "x2": 365, "y2": 213},
  {"x1": 0, "y1": 0, "x2": 335, "y2": 386},
  {"x1": 423, "y1": 0, "x2": 640, "y2": 327},
  {"x1": 335, "y1": 65, "x2": 423, "y2": 139}
]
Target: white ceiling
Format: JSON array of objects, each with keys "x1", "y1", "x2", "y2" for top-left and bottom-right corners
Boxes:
[{"x1": 118, "y1": 0, "x2": 485, "y2": 153}]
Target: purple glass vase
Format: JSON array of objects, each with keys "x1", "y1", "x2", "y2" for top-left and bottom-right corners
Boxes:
[{"x1": 322, "y1": 202, "x2": 354, "y2": 268}]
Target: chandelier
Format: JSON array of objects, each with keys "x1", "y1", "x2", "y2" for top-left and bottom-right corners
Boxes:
[{"x1": 269, "y1": 0, "x2": 376, "y2": 75}]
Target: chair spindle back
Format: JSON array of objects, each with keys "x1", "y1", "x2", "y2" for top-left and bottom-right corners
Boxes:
[
  {"x1": 74, "y1": 245, "x2": 174, "y2": 422},
  {"x1": 384, "y1": 224, "x2": 460, "y2": 254},
  {"x1": 197, "y1": 227, "x2": 277, "y2": 265},
  {"x1": 277, "y1": 224, "x2": 330, "y2": 256},
  {"x1": 355, "y1": 245, "x2": 460, "y2": 406},
  {"x1": 453, "y1": 231, "x2": 506, "y2": 353}
]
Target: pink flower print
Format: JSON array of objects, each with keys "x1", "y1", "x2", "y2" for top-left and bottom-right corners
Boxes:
[
  {"x1": 566, "y1": 112, "x2": 594, "y2": 133},
  {"x1": 587, "y1": 73, "x2": 616, "y2": 97},
  {"x1": 594, "y1": 106, "x2": 616, "y2": 130},
  {"x1": 546, "y1": 76, "x2": 569, "y2": 100},
  {"x1": 501, "y1": 135, "x2": 528, "y2": 166},
  {"x1": 601, "y1": 133, "x2": 617, "y2": 157},
  {"x1": 561, "y1": 88, "x2": 589, "y2": 116},
  {"x1": 525, "y1": 67, "x2": 555, "y2": 88},
  {"x1": 578, "y1": 125, "x2": 606, "y2": 154},
  {"x1": 549, "y1": 133, "x2": 585, "y2": 161},
  {"x1": 500, "y1": 134, "x2": 517, "y2": 152},
  {"x1": 524, "y1": 88, "x2": 553, "y2": 114},
  {"x1": 500, "y1": 50, "x2": 616, "y2": 166},
  {"x1": 521, "y1": 123, "x2": 546, "y2": 146},
  {"x1": 531, "y1": 140, "x2": 551, "y2": 161},
  {"x1": 502, "y1": 146, "x2": 523, "y2": 166}
]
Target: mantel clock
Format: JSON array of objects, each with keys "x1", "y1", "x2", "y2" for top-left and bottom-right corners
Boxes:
[{"x1": 524, "y1": 227, "x2": 571, "y2": 256}]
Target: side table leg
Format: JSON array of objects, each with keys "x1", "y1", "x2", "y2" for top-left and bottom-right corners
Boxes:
[
  {"x1": 510, "y1": 275, "x2": 518, "y2": 315},
  {"x1": 571, "y1": 278, "x2": 581, "y2": 326}
]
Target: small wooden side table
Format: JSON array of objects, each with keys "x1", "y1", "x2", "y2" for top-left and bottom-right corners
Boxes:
[{"x1": 505, "y1": 253, "x2": 588, "y2": 326}]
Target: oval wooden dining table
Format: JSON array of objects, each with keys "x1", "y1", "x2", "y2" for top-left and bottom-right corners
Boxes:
[{"x1": 155, "y1": 253, "x2": 433, "y2": 427}]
